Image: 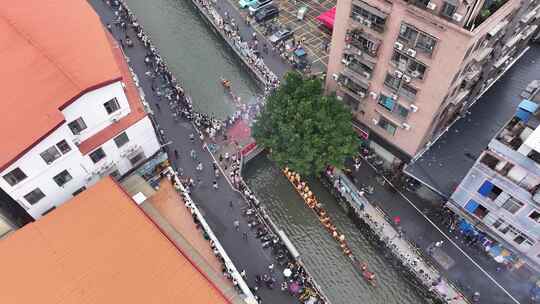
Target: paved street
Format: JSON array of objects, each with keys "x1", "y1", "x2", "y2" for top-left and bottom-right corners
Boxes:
[
  {"x1": 346, "y1": 158, "x2": 533, "y2": 304},
  {"x1": 89, "y1": 1, "x2": 298, "y2": 303}
]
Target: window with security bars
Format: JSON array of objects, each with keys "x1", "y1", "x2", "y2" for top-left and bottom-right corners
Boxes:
[
  {"x1": 68, "y1": 117, "x2": 87, "y2": 135},
  {"x1": 114, "y1": 132, "x2": 130, "y2": 148},
  {"x1": 24, "y1": 188, "x2": 45, "y2": 205},
  {"x1": 377, "y1": 116, "x2": 397, "y2": 135},
  {"x1": 40, "y1": 146, "x2": 61, "y2": 164},
  {"x1": 89, "y1": 148, "x2": 106, "y2": 163},
  {"x1": 53, "y1": 170, "x2": 72, "y2": 187},
  {"x1": 3, "y1": 168, "x2": 27, "y2": 186},
  {"x1": 104, "y1": 98, "x2": 120, "y2": 114}
]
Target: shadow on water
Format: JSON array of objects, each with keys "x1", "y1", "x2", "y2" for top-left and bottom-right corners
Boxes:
[
  {"x1": 125, "y1": 0, "x2": 260, "y2": 118},
  {"x1": 244, "y1": 154, "x2": 426, "y2": 304}
]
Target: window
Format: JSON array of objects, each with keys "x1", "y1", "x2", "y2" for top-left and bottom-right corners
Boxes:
[
  {"x1": 110, "y1": 170, "x2": 121, "y2": 180},
  {"x1": 399, "y1": 84, "x2": 418, "y2": 100},
  {"x1": 24, "y1": 188, "x2": 45, "y2": 205},
  {"x1": 528, "y1": 150, "x2": 540, "y2": 164},
  {"x1": 349, "y1": 31, "x2": 381, "y2": 56},
  {"x1": 464, "y1": 199, "x2": 489, "y2": 219},
  {"x1": 377, "y1": 117, "x2": 397, "y2": 135},
  {"x1": 129, "y1": 152, "x2": 146, "y2": 166},
  {"x1": 104, "y1": 98, "x2": 120, "y2": 114},
  {"x1": 480, "y1": 153, "x2": 500, "y2": 170},
  {"x1": 477, "y1": 180, "x2": 502, "y2": 200},
  {"x1": 441, "y1": 2, "x2": 457, "y2": 18},
  {"x1": 68, "y1": 117, "x2": 87, "y2": 135},
  {"x1": 114, "y1": 132, "x2": 130, "y2": 148},
  {"x1": 89, "y1": 148, "x2": 106, "y2": 163},
  {"x1": 492, "y1": 218, "x2": 506, "y2": 229},
  {"x1": 53, "y1": 170, "x2": 72, "y2": 187},
  {"x1": 408, "y1": 60, "x2": 427, "y2": 79},
  {"x1": 501, "y1": 197, "x2": 523, "y2": 214},
  {"x1": 530, "y1": 211, "x2": 540, "y2": 223},
  {"x1": 397, "y1": 105, "x2": 410, "y2": 119},
  {"x1": 72, "y1": 186, "x2": 87, "y2": 196},
  {"x1": 416, "y1": 33, "x2": 437, "y2": 54},
  {"x1": 378, "y1": 95, "x2": 396, "y2": 111},
  {"x1": 391, "y1": 51, "x2": 427, "y2": 79},
  {"x1": 56, "y1": 140, "x2": 71, "y2": 154},
  {"x1": 351, "y1": 4, "x2": 387, "y2": 33},
  {"x1": 40, "y1": 146, "x2": 61, "y2": 164},
  {"x1": 3, "y1": 168, "x2": 27, "y2": 186},
  {"x1": 384, "y1": 73, "x2": 401, "y2": 91},
  {"x1": 399, "y1": 24, "x2": 418, "y2": 43}
]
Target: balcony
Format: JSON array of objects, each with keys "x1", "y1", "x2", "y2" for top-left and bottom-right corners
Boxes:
[
  {"x1": 338, "y1": 72, "x2": 369, "y2": 100},
  {"x1": 472, "y1": 0, "x2": 510, "y2": 28},
  {"x1": 390, "y1": 50, "x2": 427, "y2": 80},
  {"x1": 342, "y1": 54, "x2": 374, "y2": 80},
  {"x1": 350, "y1": 0, "x2": 388, "y2": 33},
  {"x1": 345, "y1": 29, "x2": 381, "y2": 58}
]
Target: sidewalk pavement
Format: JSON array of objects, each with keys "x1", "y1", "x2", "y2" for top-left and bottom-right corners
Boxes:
[
  {"x1": 346, "y1": 159, "x2": 532, "y2": 304},
  {"x1": 89, "y1": 1, "x2": 299, "y2": 303}
]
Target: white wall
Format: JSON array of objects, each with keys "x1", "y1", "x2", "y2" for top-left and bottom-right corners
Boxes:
[
  {"x1": 62, "y1": 81, "x2": 131, "y2": 142},
  {"x1": 0, "y1": 83, "x2": 160, "y2": 219}
]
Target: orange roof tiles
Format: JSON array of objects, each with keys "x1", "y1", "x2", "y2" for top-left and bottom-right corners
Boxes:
[
  {"x1": 0, "y1": 0, "x2": 121, "y2": 170},
  {"x1": 0, "y1": 178, "x2": 231, "y2": 304},
  {"x1": 78, "y1": 32, "x2": 148, "y2": 155}
]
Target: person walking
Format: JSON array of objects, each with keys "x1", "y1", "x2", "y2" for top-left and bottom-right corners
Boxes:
[
  {"x1": 233, "y1": 219, "x2": 240, "y2": 231},
  {"x1": 190, "y1": 149, "x2": 197, "y2": 160},
  {"x1": 189, "y1": 133, "x2": 195, "y2": 143},
  {"x1": 243, "y1": 231, "x2": 248, "y2": 241},
  {"x1": 229, "y1": 201, "x2": 234, "y2": 208},
  {"x1": 224, "y1": 152, "x2": 230, "y2": 163},
  {"x1": 155, "y1": 102, "x2": 161, "y2": 111},
  {"x1": 174, "y1": 149, "x2": 179, "y2": 159},
  {"x1": 196, "y1": 162, "x2": 203, "y2": 172},
  {"x1": 268, "y1": 263, "x2": 274, "y2": 273},
  {"x1": 213, "y1": 180, "x2": 219, "y2": 190}
]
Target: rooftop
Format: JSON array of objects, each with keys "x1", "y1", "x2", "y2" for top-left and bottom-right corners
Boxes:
[
  {"x1": 0, "y1": 178, "x2": 230, "y2": 304},
  {"x1": 0, "y1": 0, "x2": 121, "y2": 170},
  {"x1": 405, "y1": 44, "x2": 540, "y2": 197}
]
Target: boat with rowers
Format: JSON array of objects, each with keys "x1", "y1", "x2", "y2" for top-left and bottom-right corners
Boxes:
[{"x1": 220, "y1": 77, "x2": 232, "y2": 90}]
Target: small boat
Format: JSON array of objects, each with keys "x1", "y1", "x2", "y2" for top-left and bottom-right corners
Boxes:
[
  {"x1": 358, "y1": 262, "x2": 376, "y2": 286},
  {"x1": 220, "y1": 78, "x2": 231, "y2": 89}
]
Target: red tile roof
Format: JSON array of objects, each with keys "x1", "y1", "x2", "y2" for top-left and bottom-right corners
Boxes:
[
  {"x1": 0, "y1": 178, "x2": 231, "y2": 304},
  {"x1": 0, "y1": 0, "x2": 121, "y2": 170}
]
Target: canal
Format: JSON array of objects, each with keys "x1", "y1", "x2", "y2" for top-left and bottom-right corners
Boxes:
[{"x1": 124, "y1": 0, "x2": 425, "y2": 303}]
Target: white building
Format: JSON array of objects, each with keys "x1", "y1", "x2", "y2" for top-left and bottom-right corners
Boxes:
[{"x1": 0, "y1": 0, "x2": 161, "y2": 219}]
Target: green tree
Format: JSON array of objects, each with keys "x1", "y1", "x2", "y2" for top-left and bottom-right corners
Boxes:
[{"x1": 253, "y1": 72, "x2": 358, "y2": 176}]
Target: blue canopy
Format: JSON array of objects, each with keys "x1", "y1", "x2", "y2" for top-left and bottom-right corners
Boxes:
[
  {"x1": 465, "y1": 199, "x2": 479, "y2": 213},
  {"x1": 294, "y1": 48, "x2": 306, "y2": 57},
  {"x1": 518, "y1": 99, "x2": 538, "y2": 113},
  {"x1": 516, "y1": 108, "x2": 532, "y2": 122}
]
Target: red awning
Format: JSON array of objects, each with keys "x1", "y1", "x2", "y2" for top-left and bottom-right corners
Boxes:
[{"x1": 316, "y1": 7, "x2": 336, "y2": 30}]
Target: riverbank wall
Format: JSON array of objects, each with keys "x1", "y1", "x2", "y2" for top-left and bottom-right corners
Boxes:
[
  {"x1": 319, "y1": 170, "x2": 469, "y2": 304},
  {"x1": 184, "y1": 0, "x2": 268, "y2": 90}
]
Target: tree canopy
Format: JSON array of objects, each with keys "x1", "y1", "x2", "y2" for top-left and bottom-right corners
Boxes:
[{"x1": 252, "y1": 72, "x2": 358, "y2": 176}]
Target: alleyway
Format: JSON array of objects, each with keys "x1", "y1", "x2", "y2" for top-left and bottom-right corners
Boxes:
[{"x1": 89, "y1": 1, "x2": 298, "y2": 303}]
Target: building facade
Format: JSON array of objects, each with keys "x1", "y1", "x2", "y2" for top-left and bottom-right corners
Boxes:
[
  {"x1": 326, "y1": 0, "x2": 540, "y2": 161},
  {"x1": 0, "y1": 1, "x2": 161, "y2": 220},
  {"x1": 450, "y1": 100, "x2": 540, "y2": 269}
]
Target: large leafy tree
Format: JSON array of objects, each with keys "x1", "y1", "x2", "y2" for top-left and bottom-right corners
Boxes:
[{"x1": 253, "y1": 72, "x2": 358, "y2": 176}]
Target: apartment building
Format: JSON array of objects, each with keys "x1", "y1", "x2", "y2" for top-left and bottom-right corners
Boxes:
[
  {"x1": 326, "y1": 0, "x2": 540, "y2": 162},
  {"x1": 0, "y1": 0, "x2": 161, "y2": 220},
  {"x1": 450, "y1": 100, "x2": 540, "y2": 269}
]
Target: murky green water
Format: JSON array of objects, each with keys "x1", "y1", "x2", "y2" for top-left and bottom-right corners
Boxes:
[{"x1": 124, "y1": 0, "x2": 424, "y2": 302}]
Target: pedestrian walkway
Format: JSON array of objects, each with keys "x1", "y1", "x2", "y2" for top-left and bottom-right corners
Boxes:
[
  {"x1": 346, "y1": 158, "x2": 531, "y2": 304},
  {"x1": 88, "y1": 1, "x2": 301, "y2": 303}
]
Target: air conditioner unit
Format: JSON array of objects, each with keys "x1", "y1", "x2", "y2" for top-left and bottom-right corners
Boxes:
[
  {"x1": 394, "y1": 41, "x2": 404, "y2": 50},
  {"x1": 369, "y1": 91, "x2": 378, "y2": 100},
  {"x1": 411, "y1": 70, "x2": 421, "y2": 78},
  {"x1": 402, "y1": 123, "x2": 411, "y2": 130},
  {"x1": 358, "y1": 92, "x2": 366, "y2": 98},
  {"x1": 364, "y1": 20, "x2": 372, "y2": 27},
  {"x1": 341, "y1": 58, "x2": 350, "y2": 65},
  {"x1": 410, "y1": 104, "x2": 419, "y2": 112},
  {"x1": 427, "y1": 2, "x2": 437, "y2": 10},
  {"x1": 336, "y1": 95, "x2": 343, "y2": 100},
  {"x1": 406, "y1": 48, "x2": 417, "y2": 57},
  {"x1": 332, "y1": 73, "x2": 339, "y2": 80},
  {"x1": 346, "y1": 44, "x2": 352, "y2": 49},
  {"x1": 394, "y1": 70, "x2": 403, "y2": 78},
  {"x1": 372, "y1": 118, "x2": 379, "y2": 125},
  {"x1": 357, "y1": 50, "x2": 363, "y2": 56},
  {"x1": 363, "y1": 71, "x2": 371, "y2": 79},
  {"x1": 391, "y1": 94, "x2": 399, "y2": 100},
  {"x1": 402, "y1": 75, "x2": 411, "y2": 83},
  {"x1": 452, "y1": 13, "x2": 463, "y2": 22}
]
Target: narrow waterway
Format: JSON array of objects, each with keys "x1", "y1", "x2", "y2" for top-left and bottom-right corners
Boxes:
[
  {"x1": 125, "y1": 0, "x2": 260, "y2": 118},
  {"x1": 244, "y1": 154, "x2": 425, "y2": 304},
  {"x1": 123, "y1": 0, "x2": 424, "y2": 303}
]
